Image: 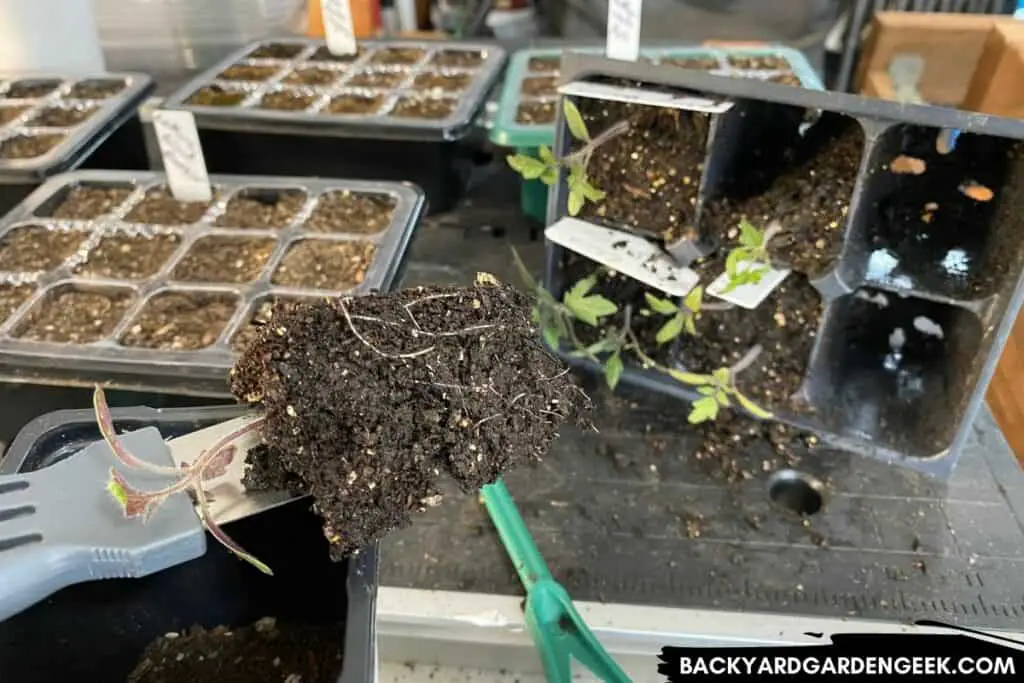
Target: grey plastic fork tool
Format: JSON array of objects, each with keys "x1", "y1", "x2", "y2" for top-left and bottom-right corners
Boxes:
[{"x1": 0, "y1": 428, "x2": 206, "y2": 623}]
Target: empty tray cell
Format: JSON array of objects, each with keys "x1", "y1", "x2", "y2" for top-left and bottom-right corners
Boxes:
[
  {"x1": 283, "y1": 67, "x2": 342, "y2": 87},
  {"x1": 369, "y1": 47, "x2": 426, "y2": 66},
  {"x1": 125, "y1": 186, "x2": 214, "y2": 225},
  {"x1": 185, "y1": 85, "x2": 249, "y2": 107},
  {"x1": 66, "y1": 78, "x2": 127, "y2": 99},
  {"x1": 346, "y1": 70, "x2": 407, "y2": 89},
  {"x1": 34, "y1": 183, "x2": 134, "y2": 220},
  {"x1": 304, "y1": 190, "x2": 396, "y2": 234},
  {"x1": 0, "y1": 133, "x2": 66, "y2": 159},
  {"x1": 0, "y1": 284, "x2": 34, "y2": 322},
  {"x1": 0, "y1": 225, "x2": 89, "y2": 272},
  {"x1": 324, "y1": 92, "x2": 387, "y2": 115},
  {"x1": 25, "y1": 104, "x2": 99, "y2": 128},
  {"x1": 846, "y1": 126, "x2": 1024, "y2": 300},
  {"x1": 120, "y1": 290, "x2": 239, "y2": 350},
  {"x1": 74, "y1": 232, "x2": 181, "y2": 280},
  {"x1": 231, "y1": 294, "x2": 316, "y2": 352},
  {"x1": 308, "y1": 46, "x2": 366, "y2": 63},
  {"x1": 805, "y1": 289, "x2": 983, "y2": 458},
  {"x1": 661, "y1": 55, "x2": 720, "y2": 70},
  {"x1": 5, "y1": 79, "x2": 61, "y2": 99},
  {"x1": 521, "y1": 75, "x2": 558, "y2": 97},
  {"x1": 12, "y1": 284, "x2": 134, "y2": 344},
  {"x1": 246, "y1": 42, "x2": 304, "y2": 60},
  {"x1": 431, "y1": 49, "x2": 485, "y2": 68},
  {"x1": 389, "y1": 96, "x2": 457, "y2": 120},
  {"x1": 217, "y1": 64, "x2": 282, "y2": 82},
  {"x1": 215, "y1": 188, "x2": 308, "y2": 230},
  {"x1": 258, "y1": 89, "x2": 318, "y2": 112},
  {"x1": 411, "y1": 72, "x2": 472, "y2": 93},
  {"x1": 271, "y1": 239, "x2": 376, "y2": 290},
  {"x1": 702, "y1": 110, "x2": 864, "y2": 278},
  {"x1": 727, "y1": 54, "x2": 790, "y2": 70},
  {"x1": 527, "y1": 56, "x2": 561, "y2": 72},
  {"x1": 171, "y1": 236, "x2": 276, "y2": 284},
  {"x1": 516, "y1": 101, "x2": 555, "y2": 125},
  {"x1": 0, "y1": 104, "x2": 29, "y2": 125}
]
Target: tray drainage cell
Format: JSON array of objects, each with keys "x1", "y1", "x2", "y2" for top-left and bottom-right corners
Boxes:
[
  {"x1": 73, "y1": 231, "x2": 182, "y2": 281},
  {"x1": 214, "y1": 188, "x2": 308, "y2": 230},
  {"x1": 170, "y1": 235, "x2": 276, "y2": 284},
  {"x1": 804, "y1": 288, "x2": 983, "y2": 458},
  {"x1": 184, "y1": 84, "x2": 250, "y2": 108},
  {"x1": 0, "y1": 133, "x2": 67, "y2": 160},
  {"x1": 323, "y1": 92, "x2": 387, "y2": 116},
  {"x1": 843, "y1": 125, "x2": 1024, "y2": 300},
  {"x1": 124, "y1": 186, "x2": 217, "y2": 226},
  {"x1": 31, "y1": 181, "x2": 135, "y2": 220},
  {"x1": 0, "y1": 283, "x2": 35, "y2": 323},
  {"x1": 10, "y1": 284, "x2": 135, "y2": 344},
  {"x1": 120, "y1": 290, "x2": 240, "y2": 351},
  {"x1": 767, "y1": 469, "x2": 824, "y2": 516},
  {"x1": 271, "y1": 238, "x2": 376, "y2": 291},
  {"x1": 303, "y1": 189, "x2": 397, "y2": 234},
  {"x1": 0, "y1": 224, "x2": 90, "y2": 273},
  {"x1": 66, "y1": 78, "x2": 127, "y2": 100}
]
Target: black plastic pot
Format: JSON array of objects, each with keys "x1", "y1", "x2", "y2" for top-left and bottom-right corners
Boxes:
[
  {"x1": 0, "y1": 404, "x2": 378, "y2": 683},
  {"x1": 543, "y1": 53, "x2": 1024, "y2": 478}
]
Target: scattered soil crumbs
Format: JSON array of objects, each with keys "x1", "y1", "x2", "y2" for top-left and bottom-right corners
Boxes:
[
  {"x1": 412, "y1": 72, "x2": 471, "y2": 92},
  {"x1": 45, "y1": 185, "x2": 133, "y2": 219},
  {"x1": 217, "y1": 64, "x2": 281, "y2": 82},
  {"x1": 521, "y1": 76, "x2": 558, "y2": 97},
  {"x1": 0, "y1": 106, "x2": 29, "y2": 124},
  {"x1": 216, "y1": 190, "x2": 307, "y2": 230},
  {"x1": 728, "y1": 55, "x2": 789, "y2": 70},
  {"x1": 259, "y1": 90, "x2": 317, "y2": 111},
  {"x1": 389, "y1": 96, "x2": 456, "y2": 120},
  {"x1": 661, "y1": 56, "x2": 720, "y2": 70},
  {"x1": 13, "y1": 287, "x2": 133, "y2": 344},
  {"x1": 26, "y1": 105, "x2": 97, "y2": 128},
  {"x1": 186, "y1": 86, "x2": 247, "y2": 107},
  {"x1": 432, "y1": 50, "x2": 484, "y2": 68},
  {"x1": 74, "y1": 233, "x2": 181, "y2": 280},
  {"x1": 230, "y1": 279, "x2": 592, "y2": 557},
  {"x1": 325, "y1": 93, "x2": 385, "y2": 115},
  {"x1": 527, "y1": 56, "x2": 561, "y2": 72},
  {"x1": 231, "y1": 296, "x2": 312, "y2": 352},
  {"x1": 577, "y1": 98, "x2": 709, "y2": 244},
  {"x1": 283, "y1": 67, "x2": 340, "y2": 86},
  {"x1": 128, "y1": 618, "x2": 343, "y2": 683},
  {"x1": 309, "y1": 46, "x2": 365, "y2": 63},
  {"x1": 370, "y1": 48, "x2": 426, "y2": 65},
  {"x1": 271, "y1": 239, "x2": 375, "y2": 290},
  {"x1": 0, "y1": 284, "x2": 34, "y2": 321},
  {"x1": 304, "y1": 190, "x2": 395, "y2": 234},
  {"x1": 172, "y1": 236, "x2": 276, "y2": 284},
  {"x1": 692, "y1": 411, "x2": 820, "y2": 484},
  {"x1": 5, "y1": 79, "x2": 61, "y2": 99},
  {"x1": 516, "y1": 101, "x2": 555, "y2": 125},
  {"x1": 346, "y1": 70, "x2": 407, "y2": 88},
  {"x1": 248, "y1": 43, "x2": 304, "y2": 60},
  {"x1": 126, "y1": 187, "x2": 213, "y2": 225},
  {"x1": 0, "y1": 226, "x2": 88, "y2": 272},
  {"x1": 0, "y1": 133, "x2": 65, "y2": 159},
  {"x1": 121, "y1": 291, "x2": 238, "y2": 350},
  {"x1": 67, "y1": 79, "x2": 126, "y2": 99}
]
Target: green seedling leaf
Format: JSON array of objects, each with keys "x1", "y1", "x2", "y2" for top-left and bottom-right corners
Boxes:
[
  {"x1": 567, "y1": 188, "x2": 585, "y2": 216},
  {"x1": 735, "y1": 391, "x2": 774, "y2": 420},
  {"x1": 510, "y1": 247, "x2": 538, "y2": 292},
  {"x1": 605, "y1": 352, "x2": 624, "y2": 390},
  {"x1": 571, "y1": 336, "x2": 619, "y2": 358},
  {"x1": 507, "y1": 154, "x2": 548, "y2": 180},
  {"x1": 683, "y1": 286, "x2": 704, "y2": 314},
  {"x1": 537, "y1": 144, "x2": 556, "y2": 165},
  {"x1": 542, "y1": 325, "x2": 561, "y2": 350},
  {"x1": 563, "y1": 284, "x2": 617, "y2": 326},
  {"x1": 683, "y1": 315, "x2": 697, "y2": 336},
  {"x1": 107, "y1": 475, "x2": 128, "y2": 507},
  {"x1": 725, "y1": 248, "x2": 747, "y2": 278},
  {"x1": 644, "y1": 292, "x2": 678, "y2": 315},
  {"x1": 568, "y1": 275, "x2": 597, "y2": 300},
  {"x1": 688, "y1": 396, "x2": 720, "y2": 424},
  {"x1": 711, "y1": 368, "x2": 731, "y2": 385},
  {"x1": 655, "y1": 313, "x2": 685, "y2": 345},
  {"x1": 697, "y1": 386, "x2": 716, "y2": 396},
  {"x1": 668, "y1": 368, "x2": 712, "y2": 386},
  {"x1": 715, "y1": 390, "x2": 731, "y2": 407},
  {"x1": 540, "y1": 167, "x2": 558, "y2": 186},
  {"x1": 579, "y1": 178, "x2": 606, "y2": 202},
  {"x1": 563, "y1": 99, "x2": 590, "y2": 142},
  {"x1": 738, "y1": 219, "x2": 763, "y2": 248}
]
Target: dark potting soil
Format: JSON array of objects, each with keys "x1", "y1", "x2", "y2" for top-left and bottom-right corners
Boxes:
[
  {"x1": 186, "y1": 86, "x2": 247, "y2": 107},
  {"x1": 702, "y1": 122, "x2": 864, "y2": 279},
  {"x1": 661, "y1": 56, "x2": 720, "y2": 70},
  {"x1": 67, "y1": 79, "x2": 126, "y2": 99},
  {"x1": 0, "y1": 226, "x2": 89, "y2": 272},
  {"x1": 347, "y1": 70, "x2": 407, "y2": 88},
  {"x1": 127, "y1": 618, "x2": 344, "y2": 683},
  {"x1": 431, "y1": 50, "x2": 484, "y2": 68},
  {"x1": 248, "y1": 43, "x2": 305, "y2": 60},
  {"x1": 217, "y1": 64, "x2": 281, "y2": 82},
  {"x1": 26, "y1": 105, "x2": 98, "y2": 128},
  {"x1": 527, "y1": 56, "x2": 561, "y2": 72},
  {"x1": 727, "y1": 55, "x2": 790, "y2": 70},
  {"x1": 389, "y1": 96, "x2": 456, "y2": 120},
  {"x1": 0, "y1": 133, "x2": 65, "y2": 159},
  {"x1": 282, "y1": 67, "x2": 341, "y2": 87},
  {"x1": 126, "y1": 187, "x2": 214, "y2": 225},
  {"x1": 13, "y1": 287, "x2": 134, "y2": 344},
  {"x1": 121, "y1": 291, "x2": 238, "y2": 350},
  {"x1": 0, "y1": 105, "x2": 29, "y2": 124},
  {"x1": 325, "y1": 93, "x2": 386, "y2": 115},
  {"x1": 370, "y1": 48, "x2": 426, "y2": 66},
  {"x1": 520, "y1": 76, "x2": 558, "y2": 97},
  {"x1": 231, "y1": 296, "x2": 312, "y2": 352},
  {"x1": 259, "y1": 90, "x2": 317, "y2": 112},
  {"x1": 45, "y1": 185, "x2": 133, "y2": 219},
  {"x1": 304, "y1": 190, "x2": 396, "y2": 234},
  {"x1": 230, "y1": 279, "x2": 592, "y2": 557},
  {"x1": 5, "y1": 79, "x2": 61, "y2": 99},
  {"x1": 0, "y1": 284, "x2": 34, "y2": 322},
  {"x1": 769, "y1": 73, "x2": 801, "y2": 86},
  {"x1": 577, "y1": 98, "x2": 709, "y2": 244},
  {"x1": 516, "y1": 101, "x2": 556, "y2": 125},
  {"x1": 271, "y1": 239, "x2": 375, "y2": 290},
  {"x1": 215, "y1": 190, "x2": 308, "y2": 230},
  {"x1": 171, "y1": 236, "x2": 276, "y2": 284},
  {"x1": 309, "y1": 46, "x2": 366, "y2": 63},
  {"x1": 412, "y1": 72, "x2": 472, "y2": 92},
  {"x1": 74, "y1": 232, "x2": 181, "y2": 280}
]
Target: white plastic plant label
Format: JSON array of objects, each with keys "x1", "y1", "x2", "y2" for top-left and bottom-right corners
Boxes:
[
  {"x1": 151, "y1": 110, "x2": 212, "y2": 203},
  {"x1": 706, "y1": 263, "x2": 790, "y2": 310},
  {"x1": 559, "y1": 80, "x2": 733, "y2": 115},
  {"x1": 322, "y1": 0, "x2": 358, "y2": 56},
  {"x1": 606, "y1": 0, "x2": 642, "y2": 62},
  {"x1": 545, "y1": 217, "x2": 699, "y2": 297}
]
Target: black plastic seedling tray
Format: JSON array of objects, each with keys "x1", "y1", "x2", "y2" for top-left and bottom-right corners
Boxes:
[
  {"x1": 0, "y1": 404, "x2": 378, "y2": 683},
  {"x1": 0, "y1": 73, "x2": 153, "y2": 214},
  {"x1": 160, "y1": 39, "x2": 507, "y2": 215},
  {"x1": 541, "y1": 53, "x2": 1024, "y2": 478}
]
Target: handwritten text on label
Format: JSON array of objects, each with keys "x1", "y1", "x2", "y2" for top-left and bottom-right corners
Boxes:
[
  {"x1": 151, "y1": 110, "x2": 212, "y2": 203},
  {"x1": 322, "y1": 0, "x2": 357, "y2": 56},
  {"x1": 606, "y1": 0, "x2": 642, "y2": 62}
]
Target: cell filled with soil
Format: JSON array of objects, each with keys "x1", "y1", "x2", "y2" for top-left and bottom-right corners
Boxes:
[
  {"x1": 121, "y1": 291, "x2": 239, "y2": 350},
  {"x1": 804, "y1": 289, "x2": 982, "y2": 458},
  {"x1": 0, "y1": 133, "x2": 65, "y2": 159},
  {"x1": 389, "y1": 96, "x2": 456, "y2": 120},
  {"x1": 282, "y1": 67, "x2": 341, "y2": 86},
  {"x1": 73, "y1": 232, "x2": 181, "y2": 280},
  {"x1": 66, "y1": 78, "x2": 127, "y2": 99},
  {"x1": 0, "y1": 105, "x2": 29, "y2": 125},
  {"x1": 215, "y1": 188, "x2": 307, "y2": 230},
  {"x1": 768, "y1": 73, "x2": 801, "y2": 86},
  {"x1": 309, "y1": 46, "x2": 366, "y2": 63},
  {"x1": 171, "y1": 236, "x2": 276, "y2": 284},
  {"x1": 845, "y1": 125, "x2": 1024, "y2": 300},
  {"x1": 324, "y1": 93, "x2": 386, "y2": 115},
  {"x1": 247, "y1": 43, "x2": 304, "y2": 60},
  {"x1": 36, "y1": 184, "x2": 134, "y2": 220},
  {"x1": 727, "y1": 54, "x2": 790, "y2": 70},
  {"x1": 527, "y1": 56, "x2": 561, "y2": 72},
  {"x1": 125, "y1": 187, "x2": 214, "y2": 225},
  {"x1": 369, "y1": 47, "x2": 425, "y2": 66},
  {"x1": 216, "y1": 64, "x2": 281, "y2": 82},
  {"x1": 5, "y1": 79, "x2": 61, "y2": 99},
  {"x1": 258, "y1": 89, "x2": 317, "y2": 112},
  {"x1": 661, "y1": 56, "x2": 721, "y2": 70},
  {"x1": 12, "y1": 285, "x2": 134, "y2": 344},
  {"x1": 0, "y1": 284, "x2": 34, "y2": 322},
  {"x1": 521, "y1": 75, "x2": 558, "y2": 97},
  {"x1": 230, "y1": 295, "x2": 314, "y2": 352},
  {"x1": 411, "y1": 72, "x2": 472, "y2": 93},
  {"x1": 516, "y1": 101, "x2": 556, "y2": 125},
  {"x1": 304, "y1": 189, "x2": 396, "y2": 234},
  {"x1": 346, "y1": 70, "x2": 407, "y2": 89},
  {"x1": 271, "y1": 239, "x2": 375, "y2": 290},
  {"x1": 185, "y1": 85, "x2": 248, "y2": 107},
  {"x1": 0, "y1": 225, "x2": 89, "y2": 272},
  {"x1": 25, "y1": 105, "x2": 98, "y2": 128},
  {"x1": 431, "y1": 50, "x2": 485, "y2": 68}
]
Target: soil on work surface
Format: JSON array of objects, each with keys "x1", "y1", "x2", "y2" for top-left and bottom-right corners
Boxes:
[
  {"x1": 304, "y1": 190, "x2": 395, "y2": 234},
  {"x1": 230, "y1": 278, "x2": 592, "y2": 558},
  {"x1": 186, "y1": 86, "x2": 247, "y2": 107},
  {"x1": 325, "y1": 93, "x2": 385, "y2": 115},
  {"x1": 127, "y1": 618, "x2": 344, "y2": 683},
  {"x1": 126, "y1": 187, "x2": 214, "y2": 225},
  {"x1": 370, "y1": 47, "x2": 425, "y2": 66},
  {"x1": 0, "y1": 284, "x2": 34, "y2": 322},
  {"x1": 74, "y1": 232, "x2": 181, "y2": 280},
  {"x1": 520, "y1": 75, "x2": 557, "y2": 97},
  {"x1": 217, "y1": 64, "x2": 281, "y2": 82},
  {"x1": 13, "y1": 287, "x2": 134, "y2": 344},
  {"x1": 283, "y1": 67, "x2": 340, "y2": 87},
  {"x1": 346, "y1": 70, "x2": 407, "y2": 89},
  {"x1": 67, "y1": 79, "x2": 126, "y2": 99},
  {"x1": 120, "y1": 291, "x2": 238, "y2": 350},
  {"x1": 516, "y1": 101, "x2": 555, "y2": 125},
  {"x1": 0, "y1": 133, "x2": 65, "y2": 159},
  {"x1": 412, "y1": 72, "x2": 471, "y2": 93},
  {"x1": 215, "y1": 190, "x2": 307, "y2": 230},
  {"x1": 702, "y1": 122, "x2": 864, "y2": 279},
  {"x1": 691, "y1": 410, "x2": 820, "y2": 484},
  {"x1": 26, "y1": 105, "x2": 98, "y2": 128},
  {"x1": 271, "y1": 239, "x2": 375, "y2": 290},
  {"x1": 259, "y1": 90, "x2": 317, "y2": 112},
  {"x1": 231, "y1": 295, "x2": 312, "y2": 352},
  {"x1": 431, "y1": 50, "x2": 484, "y2": 68},
  {"x1": 728, "y1": 54, "x2": 790, "y2": 70},
  {"x1": 577, "y1": 98, "x2": 710, "y2": 245},
  {"x1": 45, "y1": 185, "x2": 133, "y2": 219},
  {"x1": 5, "y1": 79, "x2": 61, "y2": 99},
  {"x1": 389, "y1": 96, "x2": 456, "y2": 120},
  {"x1": 247, "y1": 43, "x2": 305, "y2": 60},
  {"x1": 0, "y1": 105, "x2": 29, "y2": 124},
  {"x1": 0, "y1": 226, "x2": 88, "y2": 272},
  {"x1": 171, "y1": 236, "x2": 276, "y2": 284}
]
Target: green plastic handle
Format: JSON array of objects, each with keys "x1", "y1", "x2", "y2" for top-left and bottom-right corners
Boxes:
[{"x1": 480, "y1": 479, "x2": 552, "y2": 590}]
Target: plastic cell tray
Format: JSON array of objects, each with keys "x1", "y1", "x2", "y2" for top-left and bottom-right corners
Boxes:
[
  {"x1": 490, "y1": 45, "x2": 823, "y2": 223},
  {"x1": 0, "y1": 73, "x2": 154, "y2": 213},
  {"x1": 542, "y1": 53, "x2": 1024, "y2": 478},
  {"x1": 0, "y1": 169, "x2": 426, "y2": 395},
  {"x1": 159, "y1": 39, "x2": 508, "y2": 214},
  {"x1": 0, "y1": 404, "x2": 379, "y2": 683}
]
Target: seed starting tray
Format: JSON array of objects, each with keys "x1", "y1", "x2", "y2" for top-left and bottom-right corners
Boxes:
[
  {"x1": 0, "y1": 170, "x2": 426, "y2": 395},
  {"x1": 0, "y1": 73, "x2": 152, "y2": 180},
  {"x1": 543, "y1": 53, "x2": 1024, "y2": 478},
  {"x1": 161, "y1": 39, "x2": 507, "y2": 141}
]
